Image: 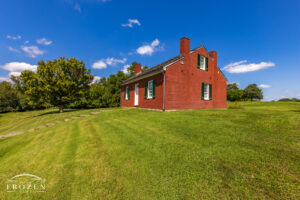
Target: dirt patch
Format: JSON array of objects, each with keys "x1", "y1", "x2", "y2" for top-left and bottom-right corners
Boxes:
[{"x1": 1, "y1": 131, "x2": 24, "y2": 138}]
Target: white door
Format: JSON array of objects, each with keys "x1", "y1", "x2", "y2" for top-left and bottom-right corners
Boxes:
[{"x1": 134, "y1": 84, "x2": 139, "y2": 106}]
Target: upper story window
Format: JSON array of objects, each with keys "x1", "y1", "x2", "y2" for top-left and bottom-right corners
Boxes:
[
  {"x1": 144, "y1": 79, "x2": 156, "y2": 99},
  {"x1": 197, "y1": 54, "x2": 208, "y2": 71}
]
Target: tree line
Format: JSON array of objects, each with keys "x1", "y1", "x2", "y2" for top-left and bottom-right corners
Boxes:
[
  {"x1": 227, "y1": 83, "x2": 263, "y2": 101},
  {"x1": 0, "y1": 57, "x2": 147, "y2": 113}
]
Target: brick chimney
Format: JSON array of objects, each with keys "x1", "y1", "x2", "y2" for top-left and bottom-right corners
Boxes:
[
  {"x1": 180, "y1": 37, "x2": 190, "y2": 56},
  {"x1": 134, "y1": 64, "x2": 142, "y2": 75},
  {"x1": 209, "y1": 51, "x2": 217, "y2": 64}
]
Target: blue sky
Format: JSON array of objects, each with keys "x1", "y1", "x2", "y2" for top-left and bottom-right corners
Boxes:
[{"x1": 1, "y1": 0, "x2": 300, "y2": 100}]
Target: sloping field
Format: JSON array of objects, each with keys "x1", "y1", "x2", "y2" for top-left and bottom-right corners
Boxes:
[{"x1": 0, "y1": 102, "x2": 299, "y2": 199}]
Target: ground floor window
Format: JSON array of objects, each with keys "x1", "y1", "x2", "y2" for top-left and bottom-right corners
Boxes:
[
  {"x1": 202, "y1": 83, "x2": 212, "y2": 100},
  {"x1": 144, "y1": 79, "x2": 156, "y2": 99},
  {"x1": 124, "y1": 86, "x2": 130, "y2": 100}
]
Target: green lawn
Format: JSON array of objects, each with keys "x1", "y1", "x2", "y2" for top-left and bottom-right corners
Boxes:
[{"x1": 0, "y1": 102, "x2": 299, "y2": 199}]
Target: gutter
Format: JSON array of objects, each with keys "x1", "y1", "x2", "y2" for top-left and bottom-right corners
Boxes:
[{"x1": 162, "y1": 71, "x2": 166, "y2": 111}]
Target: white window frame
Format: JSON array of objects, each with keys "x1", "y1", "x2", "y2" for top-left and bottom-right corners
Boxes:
[
  {"x1": 147, "y1": 80, "x2": 153, "y2": 99},
  {"x1": 200, "y1": 55, "x2": 206, "y2": 70},
  {"x1": 204, "y1": 84, "x2": 210, "y2": 100},
  {"x1": 125, "y1": 86, "x2": 129, "y2": 100}
]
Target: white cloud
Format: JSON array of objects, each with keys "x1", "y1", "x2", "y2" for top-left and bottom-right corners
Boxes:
[
  {"x1": 9, "y1": 72, "x2": 21, "y2": 77},
  {"x1": 296, "y1": 94, "x2": 300, "y2": 97},
  {"x1": 7, "y1": 35, "x2": 21, "y2": 40},
  {"x1": 74, "y1": 3, "x2": 81, "y2": 13},
  {"x1": 92, "y1": 76, "x2": 101, "y2": 83},
  {"x1": 259, "y1": 84, "x2": 271, "y2": 88},
  {"x1": 21, "y1": 46, "x2": 45, "y2": 58},
  {"x1": 0, "y1": 62, "x2": 37, "y2": 72},
  {"x1": 8, "y1": 46, "x2": 20, "y2": 53},
  {"x1": 92, "y1": 57, "x2": 127, "y2": 69},
  {"x1": 122, "y1": 19, "x2": 141, "y2": 28},
  {"x1": 222, "y1": 60, "x2": 275, "y2": 73},
  {"x1": 122, "y1": 64, "x2": 130, "y2": 74},
  {"x1": 92, "y1": 60, "x2": 107, "y2": 69},
  {"x1": 0, "y1": 62, "x2": 36, "y2": 80},
  {"x1": 24, "y1": 40, "x2": 29, "y2": 44},
  {"x1": 36, "y1": 38, "x2": 52, "y2": 45},
  {"x1": 136, "y1": 39, "x2": 161, "y2": 56}
]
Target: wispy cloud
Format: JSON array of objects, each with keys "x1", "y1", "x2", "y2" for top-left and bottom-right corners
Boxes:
[
  {"x1": 0, "y1": 77, "x2": 11, "y2": 82},
  {"x1": 136, "y1": 39, "x2": 162, "y2": 56},
  {"x1": 36, "y1": 38, "x2": 52, "y2": 45},
  {"x1": 92, "y1": 57, "x2": 127, "y2": 69},
  {"x1": 7, "y1": 35, "x2": 21, "y2": 40},
  {"x1": 222, "y1": 60, "x2": 275, "y2": 73},
  {"x1": 21, "y1": 46, "x2": 45, "y2": 58},
  {"x1": 8, "y1": 46, "x2": 20, "y2": 53},
  {"x1": 259, "y1": 84, "x2": 272, "y2": 88},
  {"x1": 122, "y1": 19, "x2": 141, "y2": 28},
  {"x1": 74, "y1": 3, "x2": 81, "y2": 13}
]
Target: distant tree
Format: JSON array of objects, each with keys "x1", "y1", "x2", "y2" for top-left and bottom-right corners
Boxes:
[
  {"x1": 244, "y1": 84, "x2": 263, "y2": 101},
  {"x1": 278, "y1": 98, "x2": 291, "y2": 102},
  {"x1": 19, "y1": 57, "x2": 94, "y2": 112},
  {"x1": 227, "y1": 83, "x2": 244, "y2": 101}
]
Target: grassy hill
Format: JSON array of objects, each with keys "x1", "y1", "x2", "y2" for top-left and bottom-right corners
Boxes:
[{"x1": 0, "y1": 102, "x2": 299, "y2": 199}]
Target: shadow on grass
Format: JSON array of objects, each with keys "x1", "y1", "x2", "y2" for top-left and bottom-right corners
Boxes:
[
  {"x1": 34, "y1": 109, "x2": 81, "y2": 117},
  {"x1": 290, "y1": 110, "x2": 300, "y2": 113}
]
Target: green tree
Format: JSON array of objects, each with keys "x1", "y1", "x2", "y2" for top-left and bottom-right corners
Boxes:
[
  {"x1": 20, "y1": 57, "x2": 94, "y2": 112},
  {"x1": 0, "y1": 81, "x2": 19, "y2": 112},
  {"x1": 227, "y1": 83, "x2": 244, "y2": 101},
  {"x1": 244, "y1": 84, "x2": 263, "y2": 101}
]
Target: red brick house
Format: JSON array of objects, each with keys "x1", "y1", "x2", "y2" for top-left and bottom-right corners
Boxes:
[{"x1": 120, "y1": 37, "x2": 227, "y2": 111}]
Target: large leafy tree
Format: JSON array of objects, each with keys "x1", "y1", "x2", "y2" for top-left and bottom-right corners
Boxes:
[
  {"x1": 244, "y1": 84, "x2": 263, "y2": 101},
  {"x1": 20, "y1": 57, "x2": 93, "y2": 112},
  {"x1": 227, "y1": 83, "x2": 244, "y2": 101}
]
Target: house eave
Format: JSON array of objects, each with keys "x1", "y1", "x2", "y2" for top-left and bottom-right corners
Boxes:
[{"x1": 121, "y1": 69, "x2": 164, "y2": 85}]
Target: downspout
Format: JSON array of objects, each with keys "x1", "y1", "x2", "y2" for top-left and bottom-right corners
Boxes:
[{"x1": 162, "y1": 70, "x2": 166, "y2": 112}]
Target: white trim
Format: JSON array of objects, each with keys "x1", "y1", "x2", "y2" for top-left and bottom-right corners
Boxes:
[
  {"x1": 163, "y1": 59, "x2": 181, "y2": 70},
  {"x1": 125, "y1": 86, "x2": 129, "y2": 100},
  {"x1": 134, "y1": 84, "x2": 139, "y2": 106}
]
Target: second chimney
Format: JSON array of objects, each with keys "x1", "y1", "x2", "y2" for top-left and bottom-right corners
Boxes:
[
  {"x1": 180, "y1": 37, "x2": 190, "y2": 56},
  {"x1": 134, "y1": 64, "x2": 142, "y2": 75}
]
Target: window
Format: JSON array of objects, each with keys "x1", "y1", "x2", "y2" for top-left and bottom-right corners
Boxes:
[
  {"x1": 200, "y1": 56, "x2": 205, "y2": 70},
  {"x1": 148, "y1": 80, "x2": 153, "y2": 99},
  {"x1": 144, "y1": 79, "x2": 156, "y2": 99},
  {"x1": 124, "y1": 86, "x2": 130, "y2": 100},
  {"x1": 201, "y1": 83, "x2": 212, "y2": 100},
  {"x1": 197, "y1": 54, "x2": 208, "y2": 71},
  {"x1": 204, "y1": 84, "x2": 209, "y2": 100}
]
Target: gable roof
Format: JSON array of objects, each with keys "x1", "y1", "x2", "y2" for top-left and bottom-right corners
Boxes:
[
  {"x1": 121, "y1": 45, "x2": 227, "y2": 85},
  {"x1": 121, "y1": 55, "x2": 182, "y2": 85}
]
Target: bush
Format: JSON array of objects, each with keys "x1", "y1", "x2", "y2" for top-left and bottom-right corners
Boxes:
[{"x1": 228, "y1": 102, "x2": 244, "y2": 109}]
